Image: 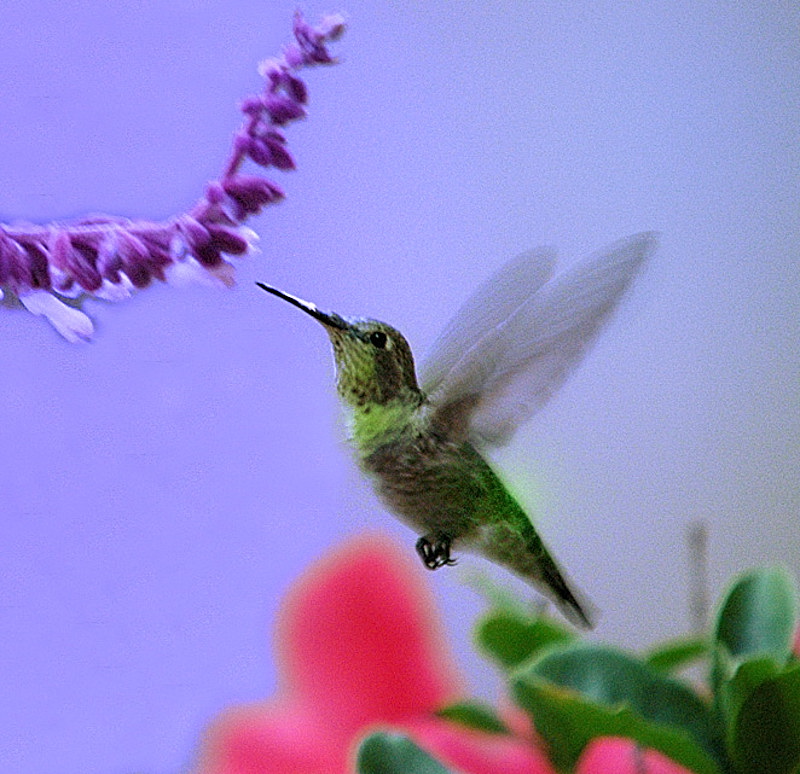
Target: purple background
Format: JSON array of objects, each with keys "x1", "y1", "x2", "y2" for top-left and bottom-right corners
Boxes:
[{"x1": 1, "y1": 2, "x2": 798, "y2": 772}]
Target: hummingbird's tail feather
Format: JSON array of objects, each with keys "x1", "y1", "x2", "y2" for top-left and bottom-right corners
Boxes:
[
  {"x1": 529, "y1": 540, "x2": 595, "y2": 630},
  {"x1": 475, "y1": 518, "x2": 595, "y2": 630}
]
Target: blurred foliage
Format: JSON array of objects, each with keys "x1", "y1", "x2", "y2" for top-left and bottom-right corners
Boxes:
[
  {"x1": 357, "y1": 565, "x2": 799, "y2": 773},
  {"x1": 435, "y1": 699, "x2": 509, "y2": 734},
  {"x1": 357, "y1": 732, "x2": 454, "y2": 773}
]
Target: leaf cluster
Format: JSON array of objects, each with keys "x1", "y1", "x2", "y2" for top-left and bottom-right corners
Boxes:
[{"x1": 356, "y1": 566, "x2": 799, "y2": 773}]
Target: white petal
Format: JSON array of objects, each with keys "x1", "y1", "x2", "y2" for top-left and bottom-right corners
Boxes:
[
  {"x1": 257, "y1": 57, "x2": 281, "y2": 78},
  {"x1": 165, "y1": 256, "x2": 235, "y2": 289},
  {"x1": 19, "y1": 290, "x2": 94, "y2": 342},
  {"x1": 170, "y1": 234, "x2": 189, "y2": 261},
  {"x1": 240, "y1": 226, "x2": 260, "y2": 254},
  {"x1": 46, "y1": 267, "x2": 84, "y2": 299},
  {"x1": 93, "y1": 277, "x2": 134, "y2": 302},
  {"x1": 206, "y1": 260, "x2": 236, "y2": 289}
]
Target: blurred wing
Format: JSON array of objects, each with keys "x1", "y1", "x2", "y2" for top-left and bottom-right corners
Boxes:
[
  {"x1": 421, "y1": 232, "x2": 657, "y2": 447},
  {"x1": 420, "y1": 247, "x2": 558, "y2": 401}
]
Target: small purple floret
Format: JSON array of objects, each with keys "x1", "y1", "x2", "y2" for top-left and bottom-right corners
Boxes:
[
  {"x1": 244, "y1": 137, "x2": 273, "y2": 167},
  {"x1": 292, "y1": 11, "x2": 342, "y2": 65},
  {"x1": 285, "y1": 74, "x2": 308, "y2": 105},
  {"x1": 262, "y1": 134, "x2": 295, "y2": 170},
  {"x1": 0, "y1": 11, "x2": 344, "y2": 341},
  {"x1": 222, "y1": 175, "x2": 285, "y2": 218},
  {"x1": 178, "y1": 216, "x2": 212, "y2": 251},
  {"x1": 206, "y1": 224, "x2": 250, "y2": 256},
  {"x1": 96, "y1": 234, "x2": 123, "y2": 282},
  {"x1": 25, "y1": 242, "x2": 51, "y2": 289},
  {"x1": 263, "y1": 93, "x2": 307, "y2": 125}
]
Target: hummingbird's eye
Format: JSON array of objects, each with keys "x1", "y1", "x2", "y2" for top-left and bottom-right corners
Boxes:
[{"x1": 369, "y1": 330, "x2": 388, "y2": 349}]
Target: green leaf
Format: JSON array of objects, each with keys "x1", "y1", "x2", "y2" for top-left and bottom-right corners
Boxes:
[
  {"x1": 646, "y1": 637, "x2": 709, "y2": 673},
  {"x1": 512, "y1": 676, "x2": 722, "y2": 774},
  {"x1": 522, "y1": 643, "x2": 722, "y2": 764},
  {"x1": 714, "y1": 566, "x2": 796, "y2": 664},
  {"x1": 356, "y1": 732, "x2": 455, "y2": 774},
  {"x1": 711, "y1": 566, "x2": 797, "y2": 717},
  {"x1": 729, "y1": 664, "x2": 800, "y2": 774},
  {"x1": 436, "y1": 700, "x2": 509, "y2": 734},
  {"x1": 476, "y1": 607, "x2": 574, "y2": 669},
  {"x1": 719, "y1": 656, "x2": 782, "y2": 735}
]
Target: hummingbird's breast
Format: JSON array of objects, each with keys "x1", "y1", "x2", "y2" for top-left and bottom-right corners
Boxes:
[{"x1": 358, "y1": 421, "x2": 496, "y2": 540}]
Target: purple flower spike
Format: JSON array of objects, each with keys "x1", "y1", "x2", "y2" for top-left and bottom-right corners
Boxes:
[{"x1": 1, "y1": 11, "x2": 344, "y2": 341}]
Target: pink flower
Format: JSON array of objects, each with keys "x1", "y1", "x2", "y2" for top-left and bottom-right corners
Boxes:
[
  {"x1": 1, "y1": 12, "x2": 344, "y2": 341},
  {"x1": 577, "y1": 737, "x2": 694, "y2": 774},
  {"x1": 193, "y1": 533, "x2": 555, "y2": 774}
]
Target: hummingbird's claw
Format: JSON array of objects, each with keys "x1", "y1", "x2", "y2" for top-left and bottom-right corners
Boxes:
[{"x1": 415, "y1": 535, "x2": 457, "y2": 570}]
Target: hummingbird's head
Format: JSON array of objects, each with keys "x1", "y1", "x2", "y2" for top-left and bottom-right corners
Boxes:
[{"x1": 257, "y1": 283, "x2": 422, "y2": 408}]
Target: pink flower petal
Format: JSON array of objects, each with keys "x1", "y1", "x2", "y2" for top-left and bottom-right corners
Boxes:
[
  {"x1": 577, "y1": 737, "x2": 695, "y2": 774},
  {"x1": 197, "y1": 701, "x2": 344, "y2": 774},
  {"x1": 276, "y1": 533, "x2": 465, "y2": 731},
  {"x1": 195, "y1": 534, "x2": 555, "y2": 774}
]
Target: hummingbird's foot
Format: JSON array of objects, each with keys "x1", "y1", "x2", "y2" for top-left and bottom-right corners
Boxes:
[{"x1": 415, "y1": 535, "x2": 458, "y2": 570}]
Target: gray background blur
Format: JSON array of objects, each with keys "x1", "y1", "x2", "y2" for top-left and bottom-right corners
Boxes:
[{"x1": 1, "y1": 2, "x2": 797, "y2": 772}]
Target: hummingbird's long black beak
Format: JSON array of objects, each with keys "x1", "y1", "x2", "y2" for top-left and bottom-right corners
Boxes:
[{"x1": 256, "y1": 282, "x2": 349, "y2": 330}]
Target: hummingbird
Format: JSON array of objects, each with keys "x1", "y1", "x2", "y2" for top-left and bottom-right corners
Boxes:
[{"x1": 257, "y1": 232, "x2": 656, "y2": 629}]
